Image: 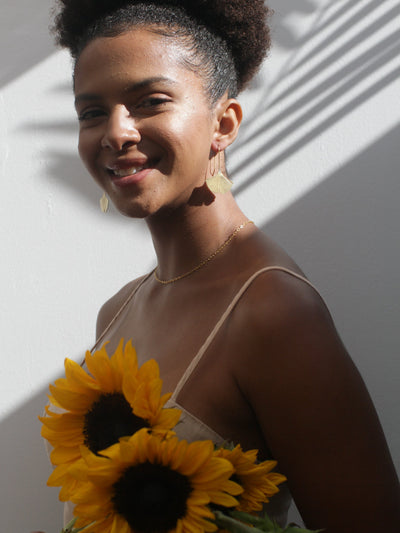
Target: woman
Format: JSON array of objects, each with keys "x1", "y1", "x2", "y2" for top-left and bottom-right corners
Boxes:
[{"x1": 38, "y1": 1, "x2": 400, "y2": 532}]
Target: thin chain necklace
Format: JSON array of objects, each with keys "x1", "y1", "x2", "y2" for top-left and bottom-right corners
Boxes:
[{"x1": 154, "y1": 220, "x2": 254, "y2": 285}]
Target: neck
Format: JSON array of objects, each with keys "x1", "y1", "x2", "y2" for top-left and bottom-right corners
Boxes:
[{"x1": 146, "y1": 194, "x2": 248, "y2": 282}]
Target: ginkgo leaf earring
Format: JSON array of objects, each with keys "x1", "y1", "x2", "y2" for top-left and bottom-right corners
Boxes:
[
  {"x1": 206, "y1": 149, "x2": 233, "y2": 195},
  {"x1": 100, "y1": 192, "x2": 109, "y2": 213}
]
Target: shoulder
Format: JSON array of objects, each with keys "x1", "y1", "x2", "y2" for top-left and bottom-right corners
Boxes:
[
  {"x1": 235, "y1": 266, "x2": 332, "y2": 345},
  {"x1": 230, "y1": 266, "x2": 356, "y2": 409},
  {"x1": 230, "y1": 267, "x2": 400, "y2": 529},
  {"x1": 95, "y1": 274, "x2": 149, "y2": 339}
]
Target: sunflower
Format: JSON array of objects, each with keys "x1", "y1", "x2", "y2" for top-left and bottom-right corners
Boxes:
[
  {"x1": 213, "y1": 445, "x2": 286, "y2": 512},
  {"x1": 68, "y1": 428, "x2": 242, "y2": 533},
  {"x1": 39, "y1": 339, "x2": 181, "y2": 499}
]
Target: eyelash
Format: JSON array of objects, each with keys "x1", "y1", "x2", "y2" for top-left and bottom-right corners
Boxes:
[
  {"x1": 78, "y1": 109, "x2": 105, "y2": 122},
  {"x1": 139, "y1": 97, "x2": 171, "y2": 108},
  {"x1": 77, "y1": 97, "x2": 171, "y2": 121}
]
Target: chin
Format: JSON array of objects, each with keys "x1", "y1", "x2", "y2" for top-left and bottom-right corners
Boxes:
[{"x1": 111, "y1": 197, "x2": 159, "y2": 219}]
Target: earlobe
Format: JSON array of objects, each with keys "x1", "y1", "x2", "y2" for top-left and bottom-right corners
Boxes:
[{"x1": 213, "y1": 98, "x2": 243, "y2": 151}]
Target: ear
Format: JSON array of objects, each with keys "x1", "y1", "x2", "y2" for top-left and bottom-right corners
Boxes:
[{"x1": 211, "y1": 97, "x2": 243, "y2": 152}]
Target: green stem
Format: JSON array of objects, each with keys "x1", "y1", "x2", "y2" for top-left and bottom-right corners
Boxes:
[
  {"x1": 214, "y1": 510, "x2": 268, "y2": 533},
  {"x1": 213, "y1": 510, "x2": 323, "y2": 533},
  {"x1": 60, "y1": 517, "x2": 92, "y2": 533}
]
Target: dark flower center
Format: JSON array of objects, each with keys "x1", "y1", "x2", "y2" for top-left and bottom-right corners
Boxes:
[
  {"x1": 112, "y1": 462, "x2": 192, "y2": 533},
  {"x1": 83, "y1": 392, "x2": 148, "y2": 454}
]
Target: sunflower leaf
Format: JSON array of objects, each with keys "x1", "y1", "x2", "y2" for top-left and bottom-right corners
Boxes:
[
  {"x1": 214, "y1": 510, "x2": 268, "y2": 533},
  {"x1": 283, "y1": 525, "x2": 324, "y2": 533}
]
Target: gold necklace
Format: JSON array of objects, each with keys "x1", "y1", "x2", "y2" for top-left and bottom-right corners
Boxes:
[{"x1": 154, "y1": 220, "x2": 254, "y2": 285}]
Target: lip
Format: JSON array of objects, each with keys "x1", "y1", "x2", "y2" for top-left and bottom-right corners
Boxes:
[
  {"x1": 106, "y1": 159, "x2": 157, "y2": 187},
  {"x1": 110, "y1": 167, "x2": 154, "y2": 187}
]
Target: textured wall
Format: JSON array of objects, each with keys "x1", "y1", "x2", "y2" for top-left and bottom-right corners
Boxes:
[{"x1": 1, "y1": 1, "x2": 399, "y2": 531}]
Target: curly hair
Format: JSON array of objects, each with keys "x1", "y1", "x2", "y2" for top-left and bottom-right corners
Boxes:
[{"x1": 52, "y1": 0, "x2": 271, "y2": 100}]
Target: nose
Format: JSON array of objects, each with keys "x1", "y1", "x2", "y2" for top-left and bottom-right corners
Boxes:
[{"x1": 101, "y1": 105, "x2": 141, "y2": 151}]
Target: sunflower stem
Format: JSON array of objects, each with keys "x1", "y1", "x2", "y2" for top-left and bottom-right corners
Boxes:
[
  {"x1": 214, "y1": 510, "x2": 265, "y2": 533},
  {"x1": 60, "y1": 517, "x2": 94, "y2": 533}
]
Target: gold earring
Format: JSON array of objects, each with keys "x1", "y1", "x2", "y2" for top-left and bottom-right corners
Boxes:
[
  {"x1": 100, "y1": 192, "x2": 109, "y2": 213},
  {"x1": 205, "y1": 149, "x2": 233, "y2": 194}
]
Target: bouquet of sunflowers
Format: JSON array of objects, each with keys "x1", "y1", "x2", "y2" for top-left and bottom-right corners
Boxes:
[{"x1": 40, "y1": 340, "x2": 321, "y2": 533}]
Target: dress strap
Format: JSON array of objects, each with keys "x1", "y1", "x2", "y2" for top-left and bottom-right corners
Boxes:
[
  {"x1": 89, "y1": 270, "x2": 154, "y2": 354},
  {"x1": 172, "y1": 266, "x2": 321, "y2": 400}
]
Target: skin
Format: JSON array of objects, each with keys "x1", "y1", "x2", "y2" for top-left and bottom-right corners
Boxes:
[{"x1": 34, "y1": 28, "x2": 400, "y2": 533}]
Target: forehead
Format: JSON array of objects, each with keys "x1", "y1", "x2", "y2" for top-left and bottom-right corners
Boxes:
[{"x1": 74, "y1": 28, "x2": 203, "y2": 94}]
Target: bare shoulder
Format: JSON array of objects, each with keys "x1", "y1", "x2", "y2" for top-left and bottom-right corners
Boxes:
[
  {"x1": 231, "y1": 268, "x2": 400, "y2": 530},
  {"x1": 232, "y1": 266, "x2": 364, "y2": 413},
  {"x1": 95, "y1": 275, "x2": 148, "y2": 340},
  {"x1": 234, "y1": 266, "x2": 334, "y2": 350}
]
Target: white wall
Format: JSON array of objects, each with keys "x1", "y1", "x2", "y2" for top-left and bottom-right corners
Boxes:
[{"x1": 1, "y1": 1, "x2": 399, "y2": 531}]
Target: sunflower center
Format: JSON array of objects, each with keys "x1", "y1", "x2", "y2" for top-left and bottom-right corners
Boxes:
[
  {"x1": 112, "y1": 462, "x2": 192, "y2": 533},
  {"x1": 83, "y1": 392, "x2": 148, "y2": 454}
]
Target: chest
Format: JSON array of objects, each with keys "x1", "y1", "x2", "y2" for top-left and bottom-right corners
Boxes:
[
  {"x1": 102, "y1": 280, "x2": 236, "y2": 385},
  {"x1": 96, "y1": 278, "x2": 270, "y2": 455}
]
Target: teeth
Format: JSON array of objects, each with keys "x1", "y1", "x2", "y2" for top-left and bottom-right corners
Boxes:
[{"x1": 113, "y1": 166, "x2": 145, "y2": 177}]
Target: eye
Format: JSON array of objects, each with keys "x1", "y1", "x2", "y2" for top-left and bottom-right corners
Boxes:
[
  {"x1": 138, "y1": 96, "x2": 171, "y2": 109},
  {"x1": 78, "y1": 108, "x2": 106, "y2": 122}
]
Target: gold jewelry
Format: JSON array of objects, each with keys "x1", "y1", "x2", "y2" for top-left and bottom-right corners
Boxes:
[
  {"x1": 100, "y1": 192, "x2": 109, "y2": 213},
  {"x1": 154, "y1": 220, "x2": 254, "y2": 284},
  {"x1": 206, "y1": 149, "x2": 233, "y2": 194}
]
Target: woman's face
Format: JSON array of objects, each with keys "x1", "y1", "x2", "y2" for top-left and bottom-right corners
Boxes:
[{"x1": 74, "y1": 28, "x2": 221, "y2": 218}]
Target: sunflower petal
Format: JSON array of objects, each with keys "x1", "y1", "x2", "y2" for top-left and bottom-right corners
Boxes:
[{"x1": 64, "y1": 358, "x2": 98, "y2": 391}]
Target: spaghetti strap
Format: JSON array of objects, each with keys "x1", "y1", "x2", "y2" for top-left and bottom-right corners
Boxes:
[
  {"x1": 172, "y1": 266, "x2": 321, "y2": 400},
  {"x1": 88, "y1": 270, "x2": 154, "y2": 354}
]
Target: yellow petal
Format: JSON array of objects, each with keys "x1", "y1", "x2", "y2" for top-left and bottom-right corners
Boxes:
[
  {"x1": 137, "y1": 358, "x2": 159, "y2": 381},
  {"x1": 49, "y1": 384, "x2": 98, "y2": 413},
  {"x1": 85, "y1": 346, "x2": 116, "y2": 391},
  {"x1": 64, "y1": 358, "x2": 99, "y2": 391},
  {"x1": 50, "y1": 446, "x2": 82, "y2": 464}
]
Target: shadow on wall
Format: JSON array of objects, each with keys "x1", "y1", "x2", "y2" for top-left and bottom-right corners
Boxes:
[
  {"x1": 0, "y1": 0, "x2": 55, "y2": 88},
  {"x1": 18, "y1": 0, "x2": 400, "y2": 213},
  {"x1": 0, "y1": 0, "x2": 314, "y2": 88},
  {"x1": 0, "y1": 0, "x2": 317, "y2": 88},
  {"x1": 232, "y1": 0, "x2": 400, "y2": 191},
  {"x1": 3, "y1": 2, "x2": 399, "y2": 531},
  {"x1": 0, "y1": 386, "x2": 64, "y2": 533},
  {"x1": 2, "y1": 124, "x2": 399, "y2": 532},
  {"x1": 264, "y1": 123, "x2": 400, "y2": 469}
]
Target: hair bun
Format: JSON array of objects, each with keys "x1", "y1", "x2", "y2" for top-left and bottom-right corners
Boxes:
[
  {"x1": 53, "y1": 0, "x2": 271, "y2": 90},
  {"x1": 179, "y1": 0, "x2": 271, "y2": 88}
]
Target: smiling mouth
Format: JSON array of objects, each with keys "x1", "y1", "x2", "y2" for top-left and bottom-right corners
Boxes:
[{"x1": 108, "y1": 165, "x2": 150, "y2": 178}]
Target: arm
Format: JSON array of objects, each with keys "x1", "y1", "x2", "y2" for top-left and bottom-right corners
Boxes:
[{"x1": 236, "y1": 273, "x2": 400, "y2": 533}]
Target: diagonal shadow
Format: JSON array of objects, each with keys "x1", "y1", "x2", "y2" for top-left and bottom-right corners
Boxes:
[
  {"x1": 268, "y1": 0, "x2": 400, "y2": 108},
  {"x1": 0, "y1": 0, "x2": 55, "y2": 88},
  {"x1": 2, "y1": 125, "x2": 399, "y2": 532},
  {"x1": 18, "y1": 2, "x2": 398, "y2": 212},
  {"x1": 236, "y1": 0, "x2": 328, "y2": 138},
  {"x1": 230, "y1": 1, "x2": 399, "y2": 195},
  {"x1": 233, "y1": 53, "x2": 400, "y2": 193},
  {"x1": 0, "y1": 386, "x2": 64, "y2": 533},
  {"x1": 262, "y1": 123, "x2": 400, "y2": 466},
  {"x1": 238, "y1": 0, "x2": 385, "y2": 135},
  {"x1": 3, "y1": 2, "x2": 399, "y2": 532},
  {"x1": 267, "y1": 0, "x2": 318, "y2": 50},
  {"x1": 264, "y1": 30, "x2": 400, "y2": 133}
]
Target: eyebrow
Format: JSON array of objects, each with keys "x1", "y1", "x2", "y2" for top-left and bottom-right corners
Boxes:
[{"x1": 74, "y1": 76, "x2": 177, "y2": 106}]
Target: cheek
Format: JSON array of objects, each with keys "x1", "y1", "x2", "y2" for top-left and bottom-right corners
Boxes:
[
  {"x1": 78, "y1": 131, "x2": 97, "y2": 170},
  {"x1": 166, "y1": 112, "x2": 213, "y2": 154}
]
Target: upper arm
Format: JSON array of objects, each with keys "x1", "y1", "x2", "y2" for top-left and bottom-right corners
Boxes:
[{"x1": 236, "y1": 275, "x2": 400, "y2": 532}]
